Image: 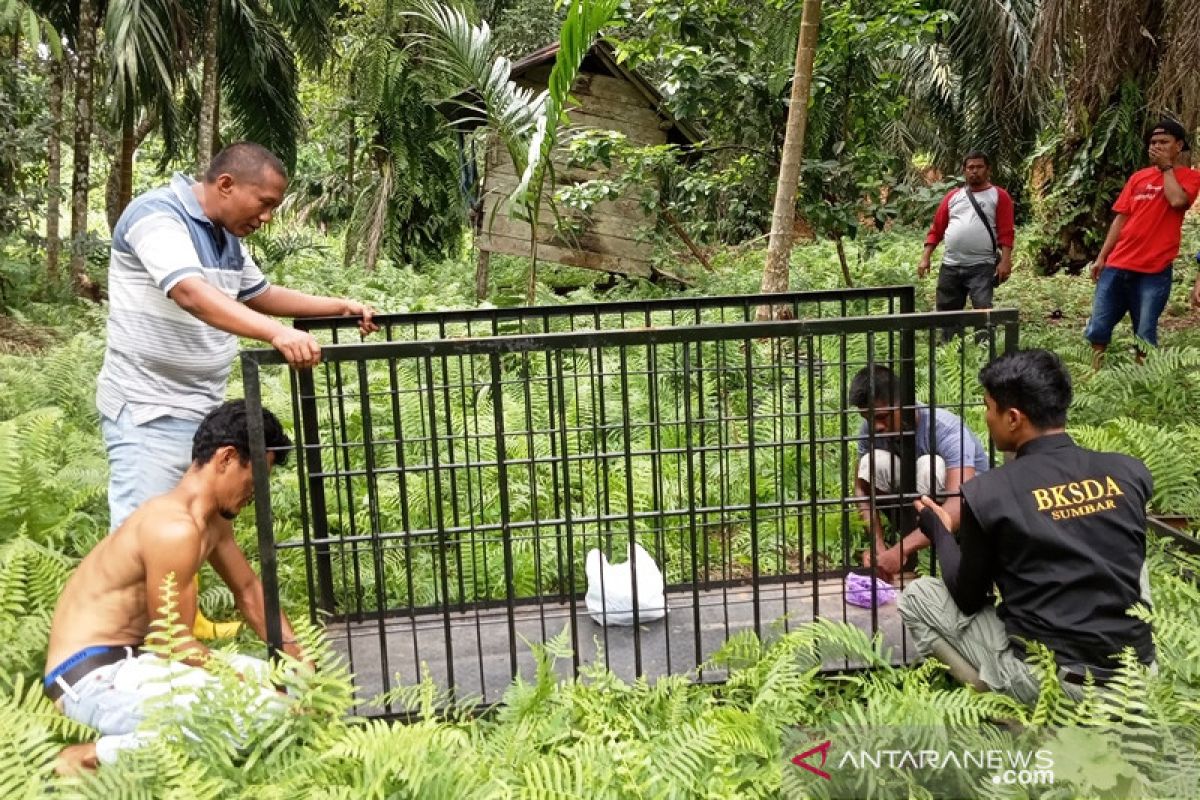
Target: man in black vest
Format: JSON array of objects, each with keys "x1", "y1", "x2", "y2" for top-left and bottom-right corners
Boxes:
[{"x1": 898, "y1": 349, "x2": 1154, "y2": 703}]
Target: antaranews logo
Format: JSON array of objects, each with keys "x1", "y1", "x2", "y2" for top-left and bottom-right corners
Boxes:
[
  {"x1": 791, "y1": 740, "x2": 832, "y2": 780},
  {"x1": 787, "y1": 732, "x2": 1058, "y2": 799}
]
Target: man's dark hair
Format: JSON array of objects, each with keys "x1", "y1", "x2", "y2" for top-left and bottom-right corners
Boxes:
[
  {"x1": 192, "y1": 399, "x2": 292, "y2": 467},
  {"x1": 962, "y1": 150, "x2": 991, "y2": 167},
  {"x1": 849, "y1": 365, "x2": 901, "y2": 409},
  {"x1": 204, "y1": 141, "x2": 288, "y2": 184},
  {"x1": 978, "y1": 349, "x2": 1072, "y2": 429}
]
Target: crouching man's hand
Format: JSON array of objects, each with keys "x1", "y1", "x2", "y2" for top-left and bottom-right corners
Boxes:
[{"x1": 861, "y1": 542, "x2": 903, "y2": 582}]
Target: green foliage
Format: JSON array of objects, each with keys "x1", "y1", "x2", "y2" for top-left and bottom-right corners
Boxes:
[
  {"x1": 616, "y1": 0, "x2": 798, "y2": 242},
  {"x1": 489, "y1": 0, "x2": 567, "y2": 57},
  {"x1": 322, "y1": 3, "x2": 468, "y2": 268},
  {"x1": 0, "y1": 408, "x2": 107, "y2": 552},
  {"x1": 410, "y1": 0, "x2": 622, "y2": 297},
  {"x1": 898, "y1": 0, "x2": 1038, "y2": 185},
  {"x1": 0, "y1": 0, "x2": 62, "y2": 57},
  {"x1": 0, "y1": 37, "x2": 54, "y2": 238},
  {"x1": 0, "y1": 536, "x2": 74, "y2": 680},
  {"x1": 0, "y1": 673, "x2": 95, "y2": 798},
  {"x1": 217, "y1": 0, "x2": 303, "y2": 170},
  {"x1": 1028, "y1": 78, "x2": 1149, "y2": 272},
  {"x1": 618, "y1": 0, "x2": 796, "y2": 150},
  {"x1": 797, "y1": 0, "x2": 948, "y2": 247}
]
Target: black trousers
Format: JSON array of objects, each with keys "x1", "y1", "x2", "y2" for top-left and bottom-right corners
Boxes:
[{"x1": 936, "y1": 260, "x2": 996, "y2": 311}]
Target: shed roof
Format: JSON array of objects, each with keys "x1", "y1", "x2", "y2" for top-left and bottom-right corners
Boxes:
[{"x1": 443, "y1": 38, "x2": 703, "y2": 146}]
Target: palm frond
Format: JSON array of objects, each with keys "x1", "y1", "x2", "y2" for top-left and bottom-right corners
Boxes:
[
  {"x1": 269, "y1": 0, "x2": 339, "y2": 70},
  {"x1": 218, "y1": 0, "x2": 301, "y2": 169}
]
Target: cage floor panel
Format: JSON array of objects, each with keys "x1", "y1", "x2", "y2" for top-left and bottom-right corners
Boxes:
[{"x1": 326, "y1": 575, "x2": 918, "y2": 714}]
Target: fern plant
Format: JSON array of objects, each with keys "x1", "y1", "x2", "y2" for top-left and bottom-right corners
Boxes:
[{"x1": 0, "y1": 408, "x2": 107, "y2": 553}]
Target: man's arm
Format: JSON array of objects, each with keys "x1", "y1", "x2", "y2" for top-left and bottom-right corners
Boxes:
[
  {"x1": 995, "y1": 190, "x2": 1015, "y2": 282},
  {"x1": 169, "y1": 277, "x2": 323, "y2": 368},
  {"x1": 918, "y1": 192, "x2": 953, "y2": 278},
  {"x1": 939, "y1": 464, "x2": 974, "y2": 526},
  {"x1": 855, "y1": 476, "x2": 887, "y2": 540},
  {"x1": 892, "y1": 465, "x2": 975, "y2": 555},
  {"x1": 143, "y1": 521, "x2": 212, "y2": 668},
  {"x1": 1160, "y1": 167, "x2": 1191, "y2": 209},
  {"x1": 915, "y1": 496, "x2": 994, "y2": 614},
  {"x1": 207, "y1": 524, "x2": 305, "y2": 662},
  {"x1": 1090, "y1": 214, "x2": 1126, "y2": 281},
  {"x1": 245, "y1": 286, "x2": 378, "y2": 335}
]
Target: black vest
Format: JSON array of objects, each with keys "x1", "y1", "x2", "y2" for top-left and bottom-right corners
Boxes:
[{"x1": 961, "y1": 433, "x2": 1154, "y2": 668}]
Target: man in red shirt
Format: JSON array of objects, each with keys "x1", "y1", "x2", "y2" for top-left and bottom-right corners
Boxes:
[
  {"x1": 919, "y1": 151, "x2": 1015, "y2": 311},
  {"x1": 1087, "y1": 120, "x2": 1200, "y2": 367}
]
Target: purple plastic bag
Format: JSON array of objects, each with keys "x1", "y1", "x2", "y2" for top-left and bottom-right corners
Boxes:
[{"x1": 844, "y1": 571, "x2": 897, "y2": 608}]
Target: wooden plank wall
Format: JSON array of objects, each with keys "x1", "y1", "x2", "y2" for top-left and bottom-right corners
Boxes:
[{"x1": 476, "y1": 66, "x2": 670, "y2": 278}]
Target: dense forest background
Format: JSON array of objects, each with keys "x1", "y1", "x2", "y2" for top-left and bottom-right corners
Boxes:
[{"x1": 3, "y1": 0, "x2": 1200, "y2": 306}]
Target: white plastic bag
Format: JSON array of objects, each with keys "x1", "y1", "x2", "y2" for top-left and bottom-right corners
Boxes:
[{"x1": 584, "y1": 542, "x2": 667, "y2": 626}]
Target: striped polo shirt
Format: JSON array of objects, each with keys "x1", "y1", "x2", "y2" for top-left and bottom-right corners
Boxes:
[{"x1": 96, "y1": 173, "x2": 271, "y2": 424}]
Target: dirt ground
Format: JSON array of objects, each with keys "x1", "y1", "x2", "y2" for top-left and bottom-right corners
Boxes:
[{"x1": 0, "y1": 315, "x2": 59, "y2": 355}]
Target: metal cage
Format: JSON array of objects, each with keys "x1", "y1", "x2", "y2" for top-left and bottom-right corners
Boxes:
[{"x1": 242, "y1": 291, "x2": 1020, "y2": 716}]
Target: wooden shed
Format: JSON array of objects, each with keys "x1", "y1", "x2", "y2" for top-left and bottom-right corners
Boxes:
[{"x1": 456, "y1": 39, "x2": 702, "y2": 284}]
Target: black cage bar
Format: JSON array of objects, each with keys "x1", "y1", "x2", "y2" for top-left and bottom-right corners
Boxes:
[
  {"x1": 292, "y1": 286, "x2": 918, "y2": 343},
  {"x1": 243, "y1": 296, "x2": 1020, "y2": 717}
]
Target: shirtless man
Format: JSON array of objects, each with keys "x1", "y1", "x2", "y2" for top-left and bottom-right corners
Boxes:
[{"x1": 44, "y1": 400, "x2": 303, "y2": 773}]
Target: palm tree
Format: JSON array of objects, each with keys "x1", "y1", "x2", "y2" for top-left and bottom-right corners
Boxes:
[
  {"x1": 103, "y1": 0, "x2": 337, "y2": 216},
  {"x1": 411, "y1": 0, "x2": 622, "y2": 301},
  {"x1": 899, "y1": 0, "x2": 1039, "y2": 183},
  {"x1": 336, "y1": 27, "x2": 465, "y2": 271},
  {"x1": 69, "y1": 0, "x2": 98, "y2": 298},
  {"x1": 195, "y1": 0, "x2": 218, "y2": 172},
  {"x1": 1025, "y1": 0, "x2": 1199, "y2": 269},
  {"x1": 104, "y1": 0, "x2": 193, "y2": 228},
  {"x1": 46, "y1": 59, "x2": 65, "y2": 281},
  {"x1": 213, "y1": 0, "x2": 339, "y2": 171},
  {"x1": 759, "y1": 0, "x2": 822, "y2": 313},
  {"x1": 896, "y1": 1, "x2": 1196, "y2": 269}
]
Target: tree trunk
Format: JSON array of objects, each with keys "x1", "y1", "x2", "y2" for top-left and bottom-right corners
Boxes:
[
  {"x1": 117, "y1": 114, "x2": 138, "y2": 215},
  {"x1": 106, "y1": 113, "x2": 157, "y2": 231},
  {"x1": 834, "y1": 235, "x2": 853, "y2": 287},
  {"x1": 347, "y1": 118, "x2": 356, "y2": 193},
  {"x1": 475, "y1": 248, "x2": 490, "y2": 300},
  {"x1": 347, "y1": 69, "x2": 357, "y2": 193},
  {"x1": 757, "y1": 0, "x2": 823, "y2": 319},
  {"x1": 69, "y1": 0, "x2": 99, "y2": 300},
  {"x1": 197, "y1": 0, "x2": 220, "y2": 175},
  {"x1": 46, "y1": 60, "x2": 64, "y2": 282},
  {"x1": 105, "y1": 112, "x2": 131, "y2": 232},
  {"x1": 0, "y1": 35, "x2": 18, "y2": 231}
]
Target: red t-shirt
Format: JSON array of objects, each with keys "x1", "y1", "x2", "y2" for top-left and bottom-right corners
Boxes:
[{"x1": 1108, "y1": 166, "x2": 1200, "y2": 273}]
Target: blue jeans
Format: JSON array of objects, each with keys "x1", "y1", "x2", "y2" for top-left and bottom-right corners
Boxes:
[
  {"x1": 101, "y1": 408, "x2": 199, "y2": 531},
  {"x1": 1084, "y1": 266, "x2": 1173, "y2": 347}
]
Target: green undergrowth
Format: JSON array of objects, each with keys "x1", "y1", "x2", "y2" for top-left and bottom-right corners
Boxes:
[
  {"x1": 2, "y1": 230, "x2": 1200, "y2": 796},
  {"x1": 1, "y1": 537, "x2": 1197, "y2": 798}
]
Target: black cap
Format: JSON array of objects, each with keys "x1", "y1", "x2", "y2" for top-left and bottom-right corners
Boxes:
[{"x1": 1150, "y1": 119, "x2": 1190, "y2": 151}]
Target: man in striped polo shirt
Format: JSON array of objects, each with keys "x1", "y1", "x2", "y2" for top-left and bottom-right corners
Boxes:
[{"x1": 98, "y1": 141, "x2": 377, "y2": 537}]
